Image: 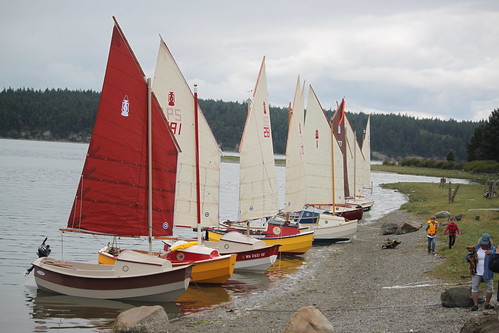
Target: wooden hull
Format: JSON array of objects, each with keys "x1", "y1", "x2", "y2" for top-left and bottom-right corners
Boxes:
[
  {"x1": 217, "y1": 245, "x2": 279, "y2": 271},
  {"x1": 33, "y1": 251, "x2": 191, "y2": 302},
  {"x1": 300, "y1": 217, "x2": 358, "y2": 244},
  {"x1": 203, "y1": 232, "x2": 280, "y2": 271},
  {"x1": 232, "y1": 248, "x2": 278, "y2": 271},
  {"x1": 335, "y1": 206, "x2": 363, "y2": 221},
  {"x1": 298, "y1": 205, "x2": 363, "y2": 222},
  {"x1": 175, "y1": 254, "x2": 236, "y2": 284},
  {"x1": 98, "y1": 248, "x2": 236, "y2": 284},
  {"x1": 346, "y1": 197, "x2": 374, "y2": 212},
  {"x1": 207, "y1": 229, "x2": 314, "y2": 255}
]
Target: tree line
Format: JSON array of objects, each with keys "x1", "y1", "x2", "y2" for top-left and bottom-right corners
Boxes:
[{"x1": 0, "y1": 88, "x2": 490, "y2": 162}]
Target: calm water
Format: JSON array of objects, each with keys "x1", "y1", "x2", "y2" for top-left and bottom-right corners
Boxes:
[{"x1": 0, "y1": 139, "x2": 469, "y2": 332}]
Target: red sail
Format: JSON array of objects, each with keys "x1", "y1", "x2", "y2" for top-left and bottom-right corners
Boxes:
[{"x1": 67, "y1": 21, "x2": 178, "y2": 237}]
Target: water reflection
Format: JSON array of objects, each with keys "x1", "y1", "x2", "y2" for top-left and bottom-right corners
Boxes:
[
  {"x1": 265, "y1": 255, "x2": 305, "y2": 282},
  {"x1": 176, "y1": 285, "x2": 231, "y2": 315},
  {"x1": 27, "y1": 287, "x2": 182, "y2": 332},
  {"x1": 30, "y1": 291, "x2": 134, "y2": 320},
  {"x1": 175, "y1": 255, "x2": 305, "y2": 314}
]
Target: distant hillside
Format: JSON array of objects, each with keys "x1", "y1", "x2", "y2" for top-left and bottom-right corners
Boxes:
[{"x1": 0, "y1": 88, "x2": 482, "y2": 161}]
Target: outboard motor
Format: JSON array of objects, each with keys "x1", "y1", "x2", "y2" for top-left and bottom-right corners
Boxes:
[
  {"x1": 37, "y1": 238, "x2": 51, "y2": 258},
  {"x1": 25, "y1": 238, "x2": 51, "y2": 275}
]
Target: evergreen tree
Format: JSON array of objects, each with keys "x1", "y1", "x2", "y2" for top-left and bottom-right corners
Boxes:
[
  {"x1": 446, "y1": 150, "x2": 455, "y2": 162},
  {"x1": 467, "y1": 109, "x2": 499, "y2": 162},
  {"x1": 0, "y1": 88, "x2": 485, "y2": 161}
]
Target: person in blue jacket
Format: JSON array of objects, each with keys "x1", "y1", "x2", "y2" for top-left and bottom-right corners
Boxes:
[{"x1": 466, "y1": 233, "x2": 496, "y2": 311}]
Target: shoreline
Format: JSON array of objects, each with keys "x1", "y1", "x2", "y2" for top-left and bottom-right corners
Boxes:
[{"x1": 168, "y1": 210, "x2": 489, "y2": 332}]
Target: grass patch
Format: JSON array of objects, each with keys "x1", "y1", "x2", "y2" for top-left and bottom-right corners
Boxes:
[{"x1": 382, "y1": 181, "x2": 499, "y2": 283}]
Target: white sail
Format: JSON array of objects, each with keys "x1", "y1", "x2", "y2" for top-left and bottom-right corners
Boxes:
[
  {"x1": 352, "y1": 123, "x2": 366, "y2": 197},
  {"x1": 360, "y1": 115, "x2": 372, "y2": 190},
  {"x1": 332, "y1": 130, "x2": 345, "y2": 204},
  {"x1": 152, "y1": 37, "x2": 221, "y2": 227},
  {"x1": 239, "y1": 57, "x2": 279, "y2": 221},
  {"x1": 303, "y1": 86, "x2": 344, "y2": 205},
  {"x1": 344, "y1": 116, "x2": 356, "y2": 197},
  {"x1": 284, "y1": 76, "x2": 307, "y2": 212}
]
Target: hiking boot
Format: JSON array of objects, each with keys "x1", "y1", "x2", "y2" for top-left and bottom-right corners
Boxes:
[
  {"x1": 471, "y1": 305, "x2": 479, "y2": 311},
  {"x1": 484, "y1": 304, "x2": 495, "y2": 309}
]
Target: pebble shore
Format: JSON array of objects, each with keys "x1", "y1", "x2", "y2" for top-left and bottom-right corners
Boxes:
[{"x1": 168, "y1": 210, "x2": 494, "y2": 333}]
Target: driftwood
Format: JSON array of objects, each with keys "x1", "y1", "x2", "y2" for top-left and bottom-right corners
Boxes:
[{"x1": 382, "y1": 238, "x2": 401, "y2": 249}]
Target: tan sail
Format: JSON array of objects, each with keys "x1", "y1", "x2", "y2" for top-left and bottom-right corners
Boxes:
[
  {"x1": 239, "y1": 57, "x2": 279, "y2": 221},
  {"x1": 284, "y1": 76, "x2": 307, "y2": 212},
  {"x1": 152, "y1": 37, "x2": 221, "y2": 227},
  {"x1": 360, "y1": 115, "x2": 372, "y2": 190},
  {"x1": 303, "y1": 85, "x2": 344, "y2": 206},
  {"x1": 344, "y1": 115, "x2": 357, "y2": 197}
]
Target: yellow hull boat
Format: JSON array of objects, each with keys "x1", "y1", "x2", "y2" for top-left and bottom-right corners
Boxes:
[
  {"x1": 98, "y1": 247, "x2": 236, "y2": 284},
  {"x1": 206, "y1": 230, "x2": 314, "y2": 255}
]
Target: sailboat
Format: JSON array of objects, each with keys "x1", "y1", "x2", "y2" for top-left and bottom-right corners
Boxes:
[
  {"x1": 29, "y1": 17, "x2": 192, "y2": 302},
  {"x1": 345, "y1": 115, "x2": 374, "y2": 211},
  {"x1": 332, "y1": 102, "x2": 373, "y2": 212},
  {"x1": 98, "y1": 35, "x2": 236, "y2": 284},
  {"x1": 321, "y1": 98, "x2": 364, "y2": 221},
  {"x1": 207, "y1": 57, "x2": 314, "y2": 254},
  {"x1": 283, "y1": 80, "x2": 357, "y2": 243},
  {"x1": 101, "y1": 37, "x2": 278, "y2": 274},
  {"x1": 288, "y1": 86, "x2": 358, "y2": 243}
]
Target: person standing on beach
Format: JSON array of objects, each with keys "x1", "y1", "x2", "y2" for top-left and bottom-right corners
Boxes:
[
  {"x1": 443, "y1": 216, "x2": 461, "y2": 249},
  {"x1": 466, "y1": 233, "x2": 496, "y2": 311},
  {"x1": 425, "y1": 216, "x2": 439, "y2": 255},
  {"x1": 488, "y1": 246, "x2": 499, "y2": 302}
]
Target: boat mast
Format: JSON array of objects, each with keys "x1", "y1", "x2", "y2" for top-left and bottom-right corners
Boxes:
[
  {"x1": 194, "y1": 84, "x2": 202, "y2": 244},
  {"x1": 330, "y1": 114, "x2": 336, "y2": 214},
  {"x1": 147, "y1": 78, "x2": 153, "y2": 254},
  {"x1": 353, "y1": 130, "x2": 357, "y2": 197}
]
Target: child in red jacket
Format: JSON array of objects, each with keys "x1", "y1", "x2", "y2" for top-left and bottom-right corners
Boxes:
[{"x1": 443, "y1": 216, "x2": 461, "y2": 249}]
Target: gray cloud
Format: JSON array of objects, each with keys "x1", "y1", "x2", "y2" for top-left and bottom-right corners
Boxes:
[{"x1": 1, "y1": 0, "x2": 497, "y2": 121}]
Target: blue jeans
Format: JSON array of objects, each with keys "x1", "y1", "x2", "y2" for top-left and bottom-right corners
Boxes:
[{"x1": 427, "y1": 236, "x2": 436, "y2": 253}]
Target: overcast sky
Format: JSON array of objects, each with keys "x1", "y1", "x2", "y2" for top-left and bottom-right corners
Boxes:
[{"x1": 1, "y1": 0, "x2": 498, "y2": 121}]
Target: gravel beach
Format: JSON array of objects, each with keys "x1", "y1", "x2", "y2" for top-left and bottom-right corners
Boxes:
[{"x1": 167, "y1": 210, "x2": 494, "y2": 332}]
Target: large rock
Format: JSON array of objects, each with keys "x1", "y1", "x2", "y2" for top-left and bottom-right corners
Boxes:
[
  {"x1": 396, "y1": 221, "x2": 422, "y2": 234},
  {"x1": 441, "y1": 287, "x2": 481, "y2": 308},
  {"x1": 381, "y1": 222, "x2": 398, "y2": 235},
  {"x1": 283, "y1": 306, "x2": 334, "y2": 333},
  {"x1": 113, "y1": 305, "x2": 169, "y2": 333},
  {"x1": 435, "y1": 211, "x2": 451, "y2": 219},
  {"x1": 460, "y1": 313, "x2": 499, "y2": 333},
  {"x1": 381, "y1": 221, "x2": 421, "y2": 235}
]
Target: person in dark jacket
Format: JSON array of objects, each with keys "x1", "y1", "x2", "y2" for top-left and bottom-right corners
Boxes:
[{"x1": 489, "y1": 247, "x2": 499, "y2": 302}]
